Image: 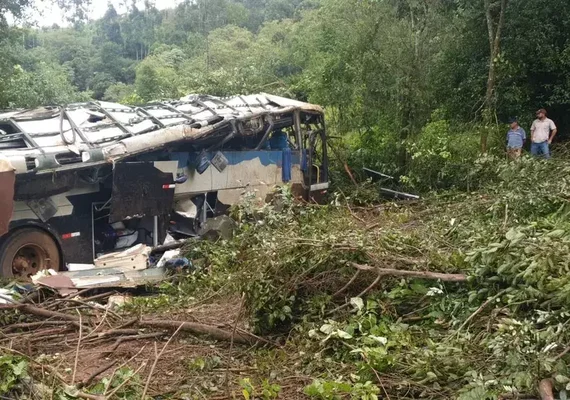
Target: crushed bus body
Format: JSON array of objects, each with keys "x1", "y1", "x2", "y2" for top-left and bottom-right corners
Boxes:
[{"x1": 0, "y1": 94, "x2": 329, "y2": 280}]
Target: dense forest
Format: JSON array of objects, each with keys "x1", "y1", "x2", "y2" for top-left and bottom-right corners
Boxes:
[{"x1": 1, "y1": 0, "x2": 570, "y2": 184}]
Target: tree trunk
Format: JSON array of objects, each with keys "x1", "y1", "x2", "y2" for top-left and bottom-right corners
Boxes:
[{"x1": 481, "y1": 0, "x2": 508, "y2": 153}]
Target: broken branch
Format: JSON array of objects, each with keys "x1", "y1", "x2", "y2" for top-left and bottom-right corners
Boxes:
[
  {"x1": 333, "y1": 269, "x2": 361, "y2": 298},
  {"x1": 538, "y1": 379, "x2": 554, "y2": 400},
  {"x1": 18, "y1": 304, "x2": 84, "y2": 325},
  {"x1": 139, "y1": 320, "x2": 259, "y2": 345},
  {"x1": 72, "y1": 311, "x2": 83, "y2": 384},
  {"x1": 103, "y1": 332, "x2": 165, "y2": 355},
  {"x1": 105, "y1": 361, "x2": 147, "y2": 399},
  {"x1": 79, "y1": 360, "x2": 117, "y2": 389},
  {"x1": 1, "y1": 320, "x2": 71, "y2": 333},
  {"x1": 453, "y1": 289, "x2": 507, "y2": 337},
  {"x1": 350, "y1": 263, "x2": 467, "y2": 282},
  {"x1": 329, "y1": 273, "x2": 383, "y2": 315},
  {"x1": 141, "y1": 323, "x2": 184, "y2": 399}
]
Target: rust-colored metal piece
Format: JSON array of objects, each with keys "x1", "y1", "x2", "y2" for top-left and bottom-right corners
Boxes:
[{"x1": 0, "y1": 160, "x2": 15, "y2": 237}]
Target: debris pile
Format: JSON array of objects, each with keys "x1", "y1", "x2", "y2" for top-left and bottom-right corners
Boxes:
[{"x1": 0, "y1": 284, "x2": 264, "y2": 399}]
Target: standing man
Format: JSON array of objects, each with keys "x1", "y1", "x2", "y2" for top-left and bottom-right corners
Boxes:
[
  {"x1": 530, "y1": 108, "x2": 557, "y2": 158},
  {"x1": 506, "y1": 117, "x2": 526, "y2": 160}
]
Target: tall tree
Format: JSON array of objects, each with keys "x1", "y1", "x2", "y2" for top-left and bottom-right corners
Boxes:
[
  {"x1": 481, "y1": 0, "x2": 508, "y2": 152},
  {"x1": 0, "y1": 0, "x2": 90, "y2": 28},
  {"x1": 98, "y1": 4, "x2": 123, "y2": 45}
]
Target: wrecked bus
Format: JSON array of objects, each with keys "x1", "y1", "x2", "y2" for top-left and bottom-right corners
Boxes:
[{"x1": 0, "y1": 94, "x2": 329, "y2": 279}]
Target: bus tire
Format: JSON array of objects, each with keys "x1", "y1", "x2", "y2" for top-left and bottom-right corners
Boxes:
[{"x1": 0, "y1": 228, "x2": 61, "y2": 280}]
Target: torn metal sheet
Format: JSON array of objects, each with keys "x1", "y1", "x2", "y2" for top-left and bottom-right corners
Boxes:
[
  {"x1": 61, "y1": 266, "x2": 166, "y2": 289},
  {"x1": 36, "y1": 274, "x2": 78, "y2": 296},
  {"x1": 94, "y1": 244, "x2": 150, "y2": 271}
]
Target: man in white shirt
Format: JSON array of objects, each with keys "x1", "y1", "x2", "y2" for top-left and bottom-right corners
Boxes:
[{"x1": 530, "y1": 108, "x2": 557, "y2": 159}]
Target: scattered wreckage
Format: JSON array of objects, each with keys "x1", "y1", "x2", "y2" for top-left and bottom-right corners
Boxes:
[{"x1": 0, "y1": 93, "x2": 329, "y2": 285}]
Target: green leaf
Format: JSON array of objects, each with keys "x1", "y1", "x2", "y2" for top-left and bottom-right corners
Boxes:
[{"x1": 350, "y1": 297, "x2": 364, "y2": 311}]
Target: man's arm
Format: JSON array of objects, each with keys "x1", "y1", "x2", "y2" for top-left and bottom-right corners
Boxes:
[
  {"x1": 549, "y1": 129, "x2": 558, "y2": 144},
  {"x1": 530, "y1": 121, "x2": 536, "y2": 142},
  {"x1": 548, "y1": 120, "x2": 558, "y2": 144}
]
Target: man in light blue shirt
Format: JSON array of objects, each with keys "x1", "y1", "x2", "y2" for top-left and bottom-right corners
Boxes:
[{"x1": 506, "y1": 117, "x2": 526, "y2": 160}]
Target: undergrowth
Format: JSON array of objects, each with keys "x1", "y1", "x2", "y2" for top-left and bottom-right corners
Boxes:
[{"x1": 139, "y1": 156, "x2": 570, "y2": 400}]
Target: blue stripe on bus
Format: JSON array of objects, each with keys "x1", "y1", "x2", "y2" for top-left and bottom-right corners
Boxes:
[{"x1": 169, "y1": 150, "x2": 301, "y2": 169}]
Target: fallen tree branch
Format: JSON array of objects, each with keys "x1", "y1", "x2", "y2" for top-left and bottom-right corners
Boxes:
[
  {"x1": 139, "y1": 320, "x2": 259, "y2": 345},
  {"x1": 3, "y1": 327, "x2": 71, "y2": 339},
  {"x1": 498, "y1": 394, "x2": 537, "y2": 400},
  {"x1": 219, "y1": 326, "x2": 282, "y2": 348},
  {"x1": 115, "y1": 318, "x2": 138, "y2": 330},
  {"x1": 18, "y1": 304, "x2": 84, "y2": 325},
  {"x1": 452, "y1": 289, "x2": 507, "y2": 337},
  {"x1": 554, "y1": 344, "x2": 570, "y2": 361},
  {"x1": 2, "y1": 321, "x2": 71, "y2": 333},
  {"x1": 0, "y1": 346, "x2": 67, "y2": 383},
  {"x1": 79, "y1": 360, "x2": 117, "y2": 389},
  {"x1": 72, "y1": 311, "x2": 83, "y2": 385},
  {"x1": 105, "y1": 361, "x2": 147, "y2": 399},
  {"x1": 141, "y1": 323, "x2": 184, "y2": 399},
  {"x1": 365, "y1": 222, "x2": 381, "y2": 231},
  {"x1": 226, "y1": 293, "x2": 246, "y2": 397},
  {"x1": 74, "y1": 392, "x2": 105, "y2": 400},
  {"x1": 329, "y1": 263, "x2": 468, "y2": 315},
  {"x1": 344, "y1": 163, "x2": 358, "y2": 186},
  {"x1": 351, "y1": 263, "x2": 467, "y2": 282},
  {"x1": 103, "y1": 332, "x2": 165, "y2": 355},
  {"x1": 91, "y1": 328, "x2": 141, "y2": 341},
  {"x1": 538, "y1": 378, "x2": 554, "y2": 400},
  {"x1": 333, "y1": 270, "x2": 361, "y2": 298},
  {"x1": 81, "y1": 292, "x2": 115, "y2": 303},
  {"x1": 329, "y1": 273, "x2": 383, "y2": 315}
]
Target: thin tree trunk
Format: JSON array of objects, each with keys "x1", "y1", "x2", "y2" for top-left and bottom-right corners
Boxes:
[{"x1": 481, "y1": 0, "x2": 508, "y2": 153}]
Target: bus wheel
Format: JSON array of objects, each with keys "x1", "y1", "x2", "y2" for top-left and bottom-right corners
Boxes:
[{"x1": 0, "y1": 228, "x2": 61, "y2": 280}]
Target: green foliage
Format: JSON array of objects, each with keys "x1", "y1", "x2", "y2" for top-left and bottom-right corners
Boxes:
[
  {"x1": 304, "y1": 379, "x2": 379, "y2": 400},
  {"x1": 103, "y1": 82, "x2": 136, "y2": 102},
  {"x1": 0, "y1": 355, "x2": 27, "y2": 395},
  {"x1": 134, "y1": 156, "x2": 570, "y2": 399},
  {"x1": 238, "y1": 378, "x2": 281, "y2": 400},
  {"x1": 88, "y1": 367, "x2": 142, "y2": 399},
  {"x1": 0, "y1": 61, "x2": 87, "y2": 108},
  {"x1": 402, "y1": 117, "x2": 492, "y2": 191},
  {"x1": 186, "y1": 355, "x2": 221, "y2": 372}
]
